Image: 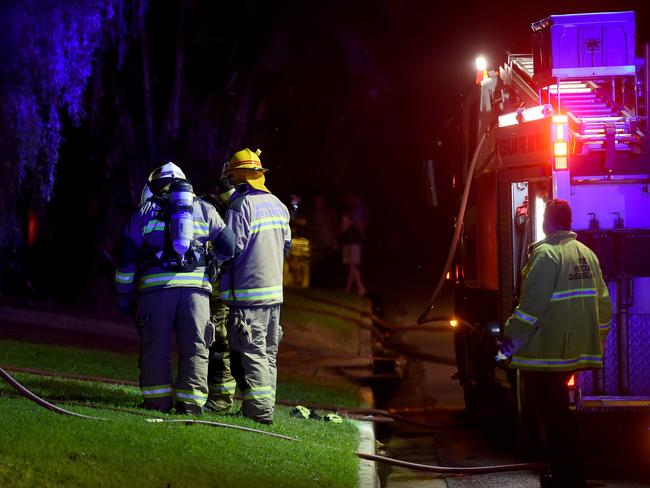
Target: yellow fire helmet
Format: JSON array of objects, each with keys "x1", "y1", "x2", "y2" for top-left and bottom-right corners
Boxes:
[
  {"x1": 225, "y1": 148, "x2": 269, "y2": 192},
  {"x1": 226, "y1": 148, "x2": 268, "y2": 173}
]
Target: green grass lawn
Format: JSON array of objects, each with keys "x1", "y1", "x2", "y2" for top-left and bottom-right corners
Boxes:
[
  {"x1": 0, "y1": 340, "x2": 366, "y2": 487},
  {"x1": 281, "y1": 288, "x2": 371, "y2": 356},
  {"x1": 283, "y1": 288, "x2": 369, "y2": 332}
]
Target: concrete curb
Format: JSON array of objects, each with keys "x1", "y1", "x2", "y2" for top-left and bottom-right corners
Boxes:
[{"x1": 356, "y1": 420, "x2": 379, "y2": 488}]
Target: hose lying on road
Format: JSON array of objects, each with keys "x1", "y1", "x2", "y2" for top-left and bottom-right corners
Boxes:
[
  {"x1": 1, "y1": 366, "x2": 550, "y2": 474},
  {"x1": 357, "y1": 451, "x2": 548, "y2": 474}
]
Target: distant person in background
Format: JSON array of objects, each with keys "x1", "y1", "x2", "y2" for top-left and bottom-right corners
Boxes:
[
  {"x1": 305, "y1": 194, "x2": 338, "y2": 287},
  {"x1": 340, "y1": 192, "x2": 368, "y2": 296}
]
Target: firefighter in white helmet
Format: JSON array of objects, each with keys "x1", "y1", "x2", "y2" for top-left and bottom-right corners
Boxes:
[
  {"x1": 115, "y1": 162, "x2": 236, "y2": 414},
  {"x1": 219, "y1": 148, "x2": 291, "y2": 424}
]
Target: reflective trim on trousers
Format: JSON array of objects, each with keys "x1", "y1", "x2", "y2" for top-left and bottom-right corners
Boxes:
[
  {"x1": 142, "y1": 384, "x2": 173, "y2": 399},
  {"x1": 115, "y1": 270, "x2": 135, "y2": 284},
  {"x1": 243, "y1": 386, "x2": 274, "y2": 401},
  {"x1": 175, "y1": 389, "x2": 208, "y2": 404},
  {"x1": 209, "y1": 380, "x2": 236, "y2": 394}
]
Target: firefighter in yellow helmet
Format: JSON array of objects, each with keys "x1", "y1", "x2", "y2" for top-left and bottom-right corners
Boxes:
[
  {"x1": 115, "y1": 162, "x2": 236, "y2": 414},
  {"x1": 216, "y1": 148, "x2": 291, "y2": 423}
]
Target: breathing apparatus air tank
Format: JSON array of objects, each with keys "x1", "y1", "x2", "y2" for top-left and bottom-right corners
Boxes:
[{"x1": 167, "y1": 179, "x2": 195, "y2": 257}]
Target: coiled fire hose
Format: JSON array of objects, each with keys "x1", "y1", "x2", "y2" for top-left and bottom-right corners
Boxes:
[{"x1": 0, "y1": 365, "x2": 548, "y2": 474}]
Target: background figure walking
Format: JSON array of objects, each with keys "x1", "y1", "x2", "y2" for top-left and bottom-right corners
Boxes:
[
  {"x1": 305, "y1": 193, "x2": 338, "y2": 287},
  {"x1": 340, "y1": 192, "x2": 368, "y2": 296}
]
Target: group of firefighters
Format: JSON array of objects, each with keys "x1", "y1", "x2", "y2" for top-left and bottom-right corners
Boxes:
[
  {"x1": 113, "y1": 145, "x2": 611, "y2": 485},
  {"x1": 114, "y1": 148, "x2": 290, "y2": 424}
]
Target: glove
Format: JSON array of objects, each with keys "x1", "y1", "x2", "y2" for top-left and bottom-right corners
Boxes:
[
  {"x1": 495, "y1": 350, "x2": 508, "y2": 362},
  {"x1": 118, "y1": 293, "x2": 135, "y2": 316},
  {"x1": 495, "y1": 350, "x2": 511, "y2": 369}
]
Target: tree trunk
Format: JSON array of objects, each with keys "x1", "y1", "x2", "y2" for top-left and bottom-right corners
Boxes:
[
  {"x1": 139, "y1": 6, "x2": 155, "y2": 164},
  {"x1": 167, "y1": 0, "x2": 186, "y2": 146}
]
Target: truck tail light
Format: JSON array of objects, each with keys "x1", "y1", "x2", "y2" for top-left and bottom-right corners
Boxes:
[
  {"x1": 567, "y1": 374, "x2": 576, "y2": 388},
  {"x1": 552, "y1": 115, "x2": 569, "y2": 171},
  {"x1": 553, "y1": 141, "x2": 568, "y2": 170}
]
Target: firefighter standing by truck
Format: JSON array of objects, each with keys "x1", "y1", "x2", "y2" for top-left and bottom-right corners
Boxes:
[
  {"x1": 220, "y1": 148, "x2": 291, "y2": 424},
  {"x1": 498, "y1": 199, "x2": 612, "y2": 488},
  {"x1": 115, "y1": 162, "x2": 236, "y2": 414}
]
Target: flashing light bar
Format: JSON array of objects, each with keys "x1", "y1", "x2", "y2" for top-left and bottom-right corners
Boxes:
[{"x1": 498, "y1": 104, "x2": 552, "y2": 127}]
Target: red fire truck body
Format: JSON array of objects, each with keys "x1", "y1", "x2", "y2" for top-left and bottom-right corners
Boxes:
[{"x1": 450, "y1": 11, "x2": 650, "y2": 417}]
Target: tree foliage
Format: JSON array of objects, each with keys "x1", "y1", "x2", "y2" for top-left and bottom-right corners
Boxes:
[{"x1": 0, "y1": 0, "x2": 147, "y2": 250}]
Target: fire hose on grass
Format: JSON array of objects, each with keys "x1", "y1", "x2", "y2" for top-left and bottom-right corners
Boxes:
[
  {"x1": 0, "y1": 365, "x2": 548, "y2": 474},
  {"x1": 0, "y1": 366, "x2": 295, "y2": 441},
  {"x1": 0, "y1": 365, "x2": 466, "y2": 428}
]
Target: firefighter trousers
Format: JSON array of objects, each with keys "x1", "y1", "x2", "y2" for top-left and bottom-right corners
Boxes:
[
  {"x1": 528, "y1": 370, "x2": 586, "y2": 488},
  {"x1": 228, "y1": 305, "x2": 282, "y2": 423},
  {"x1": 206, "y1": 300, "x2": 236, "y2": 412},
  {"x1": 136, "y1": 288, "x2": 212, "y2": 412}
]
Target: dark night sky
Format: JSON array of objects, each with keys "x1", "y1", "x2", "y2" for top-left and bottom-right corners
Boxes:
[
  {"x1": 246, "y1": 0, "x2": 650, "y2": 286},
  {"x1": 4, "y1": 0, "x2": 649, "y2": 303},
  {"x1": 97, "y1": 0, "x2": 650, "y2": 294}
]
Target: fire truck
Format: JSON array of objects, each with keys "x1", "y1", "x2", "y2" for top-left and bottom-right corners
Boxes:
[{"x1": 428, "y1": 11, "x2": 650, "y2": 433}]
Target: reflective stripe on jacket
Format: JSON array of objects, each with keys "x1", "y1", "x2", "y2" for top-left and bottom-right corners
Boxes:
[
  {"x1": 220, "y1": 186, "x2": 291, "y2": 306},
  {"x1": 115, "y1": 198, "x2": 228, "y2": 295},
  {"x1": 503, "y1": 231, "x2": 612, "y2": 372}
]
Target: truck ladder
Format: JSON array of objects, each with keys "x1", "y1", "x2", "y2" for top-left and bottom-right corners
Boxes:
[{"x1": 545, "y1": 81, "x2": 638, "y2": 154}]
